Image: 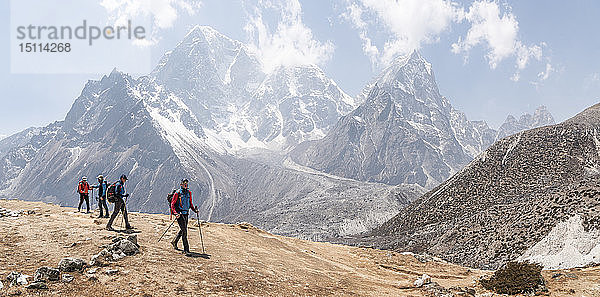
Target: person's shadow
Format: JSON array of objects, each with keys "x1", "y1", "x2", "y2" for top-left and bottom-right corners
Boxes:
[{"x1": 185, "y1": 252, "x2": 210, "y2": 259}]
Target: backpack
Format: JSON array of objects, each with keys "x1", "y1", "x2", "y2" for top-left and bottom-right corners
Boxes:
[
  {"x1": 167, "y1": 190, "x2": 177, "y2": 213},
  {"x1": 107, "y1": 182, "x2": 117, "y2": 203},
  {"x1": 78, "y1": 181, "x2": 88, "y2": 194}
]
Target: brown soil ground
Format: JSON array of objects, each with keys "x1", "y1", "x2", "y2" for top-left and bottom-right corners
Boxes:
[{"x1": 0, "y1": 200, "x2": 599, "y2": 296}]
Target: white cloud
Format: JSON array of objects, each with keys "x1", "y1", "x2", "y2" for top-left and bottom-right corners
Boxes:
[
  {"x1": 100, "y1": 0, "x2": 201, "y2": 29},
  {"x1": 244, "y1": 0, "x2": 334, "y2": 73},
  {"x1": 452, "y1": 0, "x2": 544, "y2": 74},
  {"x1": 345, "y1": 0, "x2": 549, "y2": 82},
  {"x1": 344, "y1": 0, "x2": 462, "y2": 67},
  {"x1": 537, "y1": 63, "x2": 554, "y2": 81}
]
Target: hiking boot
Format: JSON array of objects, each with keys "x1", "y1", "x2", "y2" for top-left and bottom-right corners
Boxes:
[
  {"x1": 105, "y1": 226, "x2": 115, "y2": 231},
  {"x1": 103, "y1": 215, "x2": 109, "y2": 218},
  {"x1": 86, "y1": 211, "x2": 90, "y2": 214},
  {"x1": 183, "y1": 250, "x2": 192, "y2": 256},
  {"x1": 171, "y1": 239, "x2": 179, "y2": 250},
  {"x1": 125, "y1": 225, "x2": 134, "y2": 230}
]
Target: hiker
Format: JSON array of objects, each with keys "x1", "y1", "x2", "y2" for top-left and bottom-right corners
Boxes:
[
  {"x1": 92, "y1": 175, "x2": 109, "y2": 218},
  {"x1": 106, "y1": 174, "x2": 132, "y2": 231},
  {"x1": 77, "y1": 176, "x2": 91, "y2": 213},
  {"x1": 170, "y1": 179, "x2": 198, "y2": 255}
]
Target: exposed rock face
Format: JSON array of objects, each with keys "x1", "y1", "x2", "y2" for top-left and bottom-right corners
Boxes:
[
  {"x1": 360, "y1": 103, "x2": 600, "y2": 269},
  {"x1": 291, "y1": 52, "x2": 484, "y2": 189},
  {"x1": 496, "y1": 105, "x2": 555, "y2": 140},
  {"x1": 150, "y1": 25, "x2": 356, "y2": 152},
  {"x1": 0, "y1": 127, "x2": 41, "y2": 158},
  {"x1": 290, "y1": 52, "x2": 555, "y2": 191}
]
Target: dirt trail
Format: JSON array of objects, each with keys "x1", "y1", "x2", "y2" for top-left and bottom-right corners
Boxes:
[{"x1": 1, "y1": 200, "x2": 599, "y2": 296}]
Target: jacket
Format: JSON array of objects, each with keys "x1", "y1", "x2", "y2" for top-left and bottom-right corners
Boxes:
[
  {"x1": 171, "y1": 188, "x2": 195, "y2": 215},
  {"x1": 92, "y1": 181, "x2": 108, "y2": 198},
  {"x1": 78, "y1": 181, "x2": 90, "y2": 194}
]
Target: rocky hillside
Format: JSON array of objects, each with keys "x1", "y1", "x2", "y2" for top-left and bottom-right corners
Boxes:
[
  {"x1": 3, "y1": 200, "x2": 600, "y2": 296},
  {"x1": 362, "y1": 103, "x2": 600, "y2": 270}
]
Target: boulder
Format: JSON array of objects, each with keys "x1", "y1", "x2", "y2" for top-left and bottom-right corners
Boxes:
[
  {"x1": 34, "y1": 266, "x2": 60, "y2": 282},
  {"x1": 6, "y1": 271, "x2": 21, "y2": 286},
  {"x1": 127, "y1": 234, "x2": 138, "y2": 246},
  {"x1": 414, "y1": 274, "x2": 431, "y2": 288},
  {"x1": 7, "y1": 272, "x2": 30, "y2": 286},
  {"x1": 25, "y1": 281, "x2": 48, "y2": 290},
  {"x1": 90, "y1": 249, "x2": 111, "y2": 266},
  {"x1": 119, "y1": 239, "x2": 139, "y2": 255},
  {"x1": 61, "y1": 274, "x2": 74, "y2": 283},
  {"x1": 112, "y1": 252, "x2": 125, "y2": 261},
  {"x1": 58, "y1": 258, "x2": 86, "y2": 272}
]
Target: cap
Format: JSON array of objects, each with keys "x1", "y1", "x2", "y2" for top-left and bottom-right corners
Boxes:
[
  {"x1": 97, "y1": 175, "x2": 104, "y2": 179},
  {"x1": 120, "y1": 174, "x2": 128, "y2": 180},
  {"x1": 82, "y1": 176, "x2": 87, "y2": 181}
]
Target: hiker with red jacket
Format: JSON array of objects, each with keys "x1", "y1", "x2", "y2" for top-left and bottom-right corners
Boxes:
[
  {"x1": 77, "y1": 176, "x2": 91, "y2": 213},
  {"x1": 170, "y1": 179, "x2": 198, "y2": 255}
]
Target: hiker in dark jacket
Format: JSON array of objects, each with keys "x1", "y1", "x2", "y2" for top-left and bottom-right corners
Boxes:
[
  {"x1": 170, "y1": 179, "x2": 198, "y2": 254},
  {"x1": 106, "y1": 174, "x2": 132, "y2": 231},
  {"x1": 77, "y1": 176, "x2": 91, "y2": 213},
  {"x1": 92, "y1": 175, "x2": 109, "y2": 218}
]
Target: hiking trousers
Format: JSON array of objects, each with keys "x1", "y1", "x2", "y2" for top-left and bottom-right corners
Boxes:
[
  {"x1": 78, "y1": 193, "x2": 89, "y2": 212},
  {"x1": 107, "y1": 197, "x2": 130, "y2": 228},
  {"x1": 98, "y1": 197, "x2": 109, "y2": 217},
  {"x1": 174, "y1": 214, "x2": 189, "y2": 252}
]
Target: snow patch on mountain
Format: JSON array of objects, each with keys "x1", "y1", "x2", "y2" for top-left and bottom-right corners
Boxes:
[{"x1": 519, "y1": 215, "x2": 600, "y2": 269}]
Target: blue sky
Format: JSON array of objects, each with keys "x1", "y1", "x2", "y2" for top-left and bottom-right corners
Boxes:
[{"x1": 1, "y1": 0, "x2": 599, "y2": 137}]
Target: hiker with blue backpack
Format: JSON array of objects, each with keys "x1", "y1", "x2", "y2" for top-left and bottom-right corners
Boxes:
[
  {"x1": 106, "y1": 174, "x2": 132, "y2": 231},
  {"x1": 170, "y1": 179, "x2": 198, "y2": 255},
  {"x1": 92, "y1": 175, "x2": 109, "y2": 218}
]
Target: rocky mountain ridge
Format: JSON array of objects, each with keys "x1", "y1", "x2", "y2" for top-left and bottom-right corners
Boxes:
[
  {"x1": 290, "y1": 51, "x2": 554, "y2": 190},
  {"x1": 0, "y1": 27, "x2": 417, "y2": 241}
]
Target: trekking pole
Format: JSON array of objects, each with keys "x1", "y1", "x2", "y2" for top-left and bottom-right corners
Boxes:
[
  {"x1": 196, "y1": 212, "x2": 205, "y2": 254},
  {"x1": 158, "y1": 218, "x2": 177, "y2": 242},
  {"x1": 90, "y1": 188, "x2": 95, "y2": 212},
  {"x1": 120, "y1": 195, "x2": 128, "y2": 229}
]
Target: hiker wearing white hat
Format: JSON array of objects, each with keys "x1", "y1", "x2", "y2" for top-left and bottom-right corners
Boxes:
[{"x1": 77, "y1": 176, "x2": 91, "y2": 213}]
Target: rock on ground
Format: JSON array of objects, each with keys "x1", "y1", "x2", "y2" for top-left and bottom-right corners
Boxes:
[
  {"x1": 58, "y1": 258, "x2": 86, "y2": 272},
  {"x1": 25, "y1": 281, "x2": 48, "y2": 290},
  {"x1": 34, "y1": 266, "x2": 60, "y2": 282}
]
